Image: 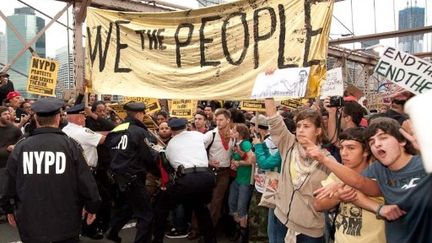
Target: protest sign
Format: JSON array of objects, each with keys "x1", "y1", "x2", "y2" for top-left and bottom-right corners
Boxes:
[
  {"x1": 107, "y1": 104, "x2": 126, "y2": 119},
  {"x1": 280, "y1": 99, "x2": 305, "y2": 109},
  {"x1": 85, "y1": 0, "x2": 334, "y2": 99},
  {"x1": 240, "y1": 100, "x2": 266, "y2": 112},
  {"x1": 374, "y1": 46, "x2": 432, "y2": 95},
  {"x1": 320, "y1": 67, "x2": 343, "y2": 98},
  {"x1": 169, "y1": 99, "x2": 197, "y2": 119},
  {"x1": 123, "y1": 97, "x2": 161, "y2": 114},
  {"x1": 251, "y1": 67, "x2": 310, "y2": 99},
  {"x1": 27, "y1": 57, "x2": 59, "y2": 97}
]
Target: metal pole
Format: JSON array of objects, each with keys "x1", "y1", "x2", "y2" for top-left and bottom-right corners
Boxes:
[{"x1": 1, "y1": 3, "x2": 72, "y2": 72}]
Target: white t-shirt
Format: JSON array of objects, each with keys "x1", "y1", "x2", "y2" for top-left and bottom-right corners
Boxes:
[
  {"x1": 204, "y1": 129, "x2": 233, "y2": 168},
  {"x1": 165, "y1": 131, "x2": 209, "y2": 170},
  {"x1": 62, "y1": 122, "x2": 102, "y2": 167}
]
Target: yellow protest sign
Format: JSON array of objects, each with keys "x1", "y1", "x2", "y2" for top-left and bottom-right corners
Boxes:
[
  {"x1": 86, "y1": 0, "x2": 334, "y2": 99},
  {"x1": 107, "y1": 104, "x2": 126, "y2": 120},
  {"x1": 27, "y1": 57, "x2": 59, "y2": 97},
  {"x1": 169, "y1": 100, "x2": 197, "y2": 119},
  {"x1": 123, "y1": 97, "x2": 161, "y2": 114},
  {"x1": 280, "y1": 99, "x2": 307, "y2": 109},
  {"x1": 240, "y1": 100, "x2": 266, "y2": 112}
]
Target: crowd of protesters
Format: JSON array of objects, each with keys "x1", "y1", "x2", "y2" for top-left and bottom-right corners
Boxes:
[{"x1": 0, "y1": 68, "x2": 431, "y2": 243}]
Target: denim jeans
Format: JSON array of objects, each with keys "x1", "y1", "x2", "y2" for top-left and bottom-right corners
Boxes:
[
  {"x1": 171, "y1": 204, "x2": 189, "y2": 232},
  {"x1": 267, "y1": 208, "x2": 287, "y2": 243},
  {"x1": 228, "y1": 180, "x2": 253, "y2": 217}
]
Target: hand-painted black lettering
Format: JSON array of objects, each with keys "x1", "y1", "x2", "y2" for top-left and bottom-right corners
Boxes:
[
  {"x1": 135, "y1": 30, "x2": 146, "y2": 50},
  {"x1": 87, "y1": 24, "x2": 113, "y2": 72},
  {"x1": 221, "y1": 12, "x2": 249, "y2": 66},
  {"x1": 115, "y1": 20, "x2": 132, "y2": 73},
  {"x1": 303, "y1": 2, "x2": 323, "y2": 67},
  {"x1": 200, "y1": 16, "x2": 222, "y2": 67},
  {"x1": 147, "y1": 29, "x2": 158, "y2": 50},
  {"x1": 278, "y1": 4, "x2": 298, "y2": 69},
  {"x1": 175, "y1": 23, "x2": 194, "y2": 67},
  {"x1": 157, "y1": 28, "x2": 166, "y2": 50},
  {"x1": 253, "y1": 7, "x2": 276, "y2": 69}
]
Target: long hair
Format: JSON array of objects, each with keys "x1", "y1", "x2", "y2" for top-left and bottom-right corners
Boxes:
[{"x1": 295, "y1": 109, "x2": 326, "y2": 143}]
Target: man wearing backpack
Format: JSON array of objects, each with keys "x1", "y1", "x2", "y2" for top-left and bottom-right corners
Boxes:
[{"x1": 104, "y1": 102, "x2": 160, "y2": 243}]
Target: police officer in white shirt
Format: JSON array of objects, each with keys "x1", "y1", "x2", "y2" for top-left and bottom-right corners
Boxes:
[
  {"x1": 62, "y1": 103, "x2": 105, "y2": 168},
  {"x1": 153, "y1": 118, "x2": 217, "y2": 243}
]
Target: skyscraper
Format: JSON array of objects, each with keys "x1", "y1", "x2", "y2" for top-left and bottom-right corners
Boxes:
[
  {"x1": 0, "y1": 32, "x2": 6, "y2": 65},
  {"x1": 55, "y1": 46, "x2": 74, "y2": 99},
  {"x1": 398, "y1": 6, "x2": 425, "y2": 54},
  {"x1": 198, "y1": 0, "x2": 224, "y2": 7},
  {"x1": 6, "y1": 7, "x2": 46, "y2": 97}
]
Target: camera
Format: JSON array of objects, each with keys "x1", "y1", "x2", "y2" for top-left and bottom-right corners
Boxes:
[{"x1": 328, "y1": 96, "x2": 344, "y2": 107}]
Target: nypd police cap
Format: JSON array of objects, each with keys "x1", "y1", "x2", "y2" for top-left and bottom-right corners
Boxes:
[
  {"x1": 124, "y1": 102, "x2": 146, "y2": 112},
  {"x1": 32, "y1": 98, "x2": 64, "y2": 117},
  {"x1": 66, "y1": 103, "x2": 85, "y2": 115},
  {"x1": 168, "y1": 118, "x2": 188, "y2": 131}
]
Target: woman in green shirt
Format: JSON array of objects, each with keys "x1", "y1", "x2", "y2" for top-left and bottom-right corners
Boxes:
[{"x1": 228, "y1": 123, "x2": 256, "y2": 243}]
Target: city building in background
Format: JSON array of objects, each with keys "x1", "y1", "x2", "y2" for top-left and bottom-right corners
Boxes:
[
  {"x1": 398, "y1": 5, "x2": 425, "y2": 54},
  {"x1": 198, "y1": 0, "x2": 224, "y2": 7},
  {"x1": 55, "y1": 46, "x2": 74, "y2": 99},
  {"x1": 6, "y1": 7, "x2": 46, "y2": 97},
  {"x1": 0, "y1": 32, "x2": 6, "y2": 65}
]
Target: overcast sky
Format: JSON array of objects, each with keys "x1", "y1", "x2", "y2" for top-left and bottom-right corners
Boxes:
[{"x1": 0, "y1": 0, "x2": 431, "y2": 57}]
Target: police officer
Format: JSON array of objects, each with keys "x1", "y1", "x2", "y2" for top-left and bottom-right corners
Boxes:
[
  {"x1": 63, "y1": 103, "x2": 107, "y2": 239},
  {"x1": 0, "y1": 98, "x2": 100, "y2": 243},
  {"x1": 152, "y1": 118, "x2": 217, "y2": 243},
  {"x1": 104, "y1": 102, "x2": 159, "y2": 243}
]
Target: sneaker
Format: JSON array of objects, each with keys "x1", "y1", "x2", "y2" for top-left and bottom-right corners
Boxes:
[
  {"x1": 165, "y1": 228, "x2": 189, "y2": 239},
  {"x1": 187, "y1": 230, "x2": 200, "y2": 240}
]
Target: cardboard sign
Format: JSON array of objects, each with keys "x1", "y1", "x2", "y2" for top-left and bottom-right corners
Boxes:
[
  {"x1": 27, "y1": 57, "x2": 59, "y2": 97},
  {"x1": 280, "y1": 99, "x2": 305, "y2": 109},
  {"x1": 240, "y1": 100, "x2": 266, "y2": 112},
  {"x1": 123, "y1": 97, "x2": 161, "y2": 114},
  {"x1": 169, "y1": 99, "x2": 197, "y2": 119},
  {"x1": 251, "y1": 67, "x2": 310, "y2": 99},
  {"x1": 85, "y1": 0, "x2": 334, "y2": 99},
  {"x1": 320, "y1": 67, "x2": 344, "y2": 98},
  {"x1": 107, "y1": 104, "x2": 126, "y2": 120},
  {"x1": 374, "y1": 46, "x2": 432, "y2": 95}
]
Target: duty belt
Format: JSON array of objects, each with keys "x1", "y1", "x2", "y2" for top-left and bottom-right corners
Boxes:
[
  {"x1": 182, "y1": 166, "x2": 210, "y2": 174},
  {"x1": 176, "y1": 165, "x2": 210, "y2": 178}
]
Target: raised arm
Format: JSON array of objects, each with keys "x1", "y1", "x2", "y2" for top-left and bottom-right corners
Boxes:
[
  {"x1": 265, "y1": 98, "x2": 296, "y2": 149},
  {"x1": 305, "y1": 139, "x2": 382, "y2": 197}
]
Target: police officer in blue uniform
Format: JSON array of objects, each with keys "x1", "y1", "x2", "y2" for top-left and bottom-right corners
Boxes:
[
  {"x1": 152, "y1": 118, "x2": 217, "y2": 243},
  {"x1": 104, "y1": 102, "x2": 159, "y2": 243},
  {"x1": 0, "y1": 98, "x2": 100, "y2": 243}
]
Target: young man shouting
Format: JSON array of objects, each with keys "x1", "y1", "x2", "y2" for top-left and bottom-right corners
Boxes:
[{"x1": 306, "y1": 117, "x2": 431, "y2": 243}]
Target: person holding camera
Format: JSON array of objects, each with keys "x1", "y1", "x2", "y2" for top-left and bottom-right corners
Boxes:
[
  {"x1": 152, "y1": 118, "x2": 217, "y2": 243},
  {"x1": 324, "y1": 96, "x2": 365, "y2": 146}
]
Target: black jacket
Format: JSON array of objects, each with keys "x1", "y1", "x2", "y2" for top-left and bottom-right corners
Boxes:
[
  {"x1": 0, "y1": 80, "x2": 14, "y2": 105},
  {"x1": 86, "y1": 116, "x2": 115, "y2": 170},
  {"x1": 1, "y1": 127, "x2": 100, "y2": 242},
  {"x1": 105, "y1": 117, "x2": 159, "y2": 176}
]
